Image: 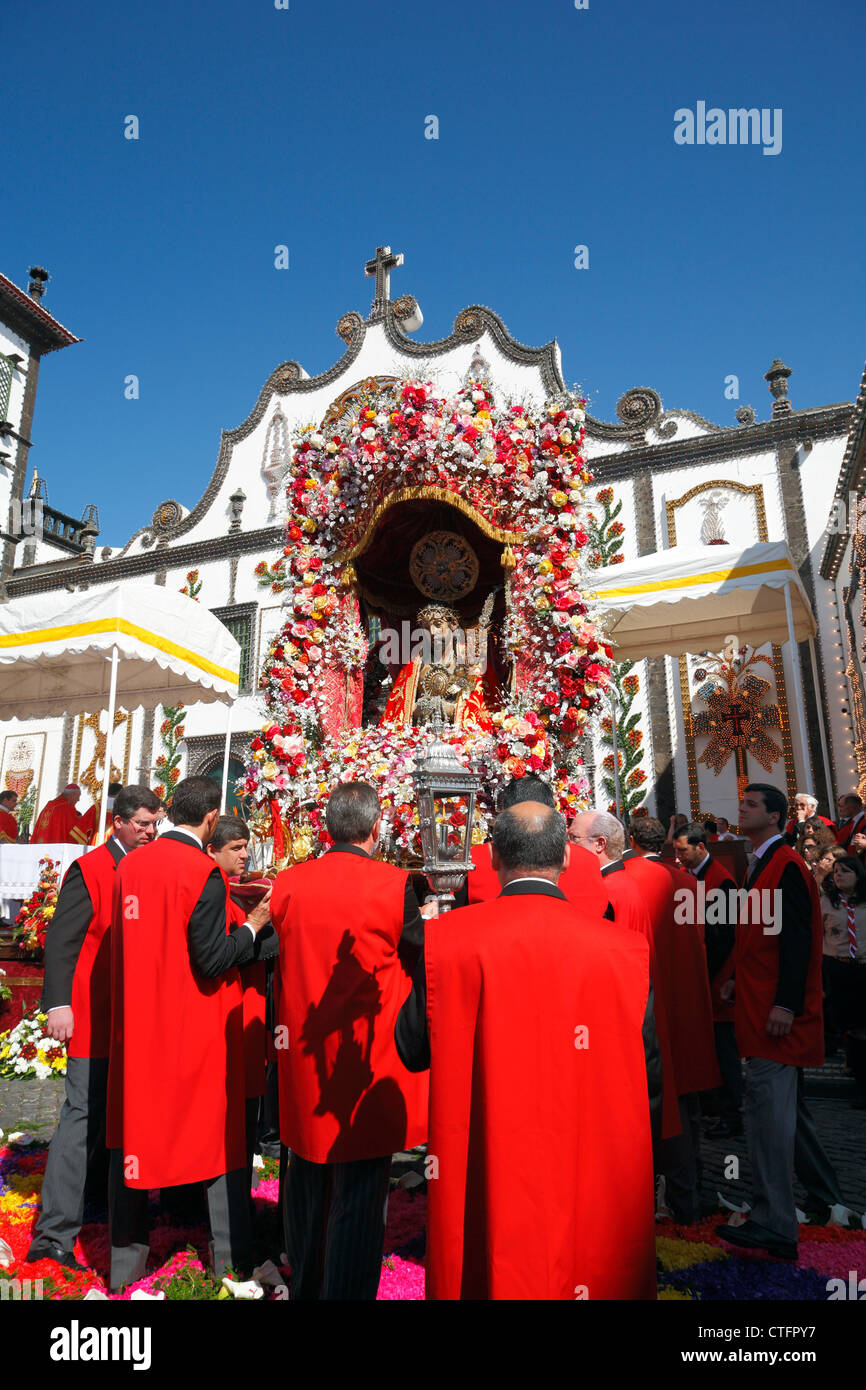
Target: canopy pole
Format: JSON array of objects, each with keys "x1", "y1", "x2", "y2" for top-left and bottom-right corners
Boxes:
[
  {"x1": 96, "y1": 645, "x2": 119, "y2": 848},
  {"x1": 220, "y1": 700, "x2": 234, "y2": 813},
  {"x1": 783, "y1": 583, "x2": 812, "y2": 787},
  {"x1": 610, "y1": 688, "x2": 623, "y2": 821},
  {"x1": 808, "y1": 636, "x2": 835, "y2": 811}
]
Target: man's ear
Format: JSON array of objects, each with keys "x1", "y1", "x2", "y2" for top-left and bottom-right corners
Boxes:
[
  {"x1": 371, "y1": 817, "x2": 382, "y2": 843},
  {"x1": 561, "y1": 843, "x2": 571, "y2": 872},
  {"x1": 490, "y1": 844, "x2": 501, "y2": 871},
  {"x1": 205, "y1": 841, "x2": 217, "y2": 859}
]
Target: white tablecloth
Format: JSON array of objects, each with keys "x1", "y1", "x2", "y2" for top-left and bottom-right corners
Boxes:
[{"x1": 0, "y1": 843, "x2": 86, "y2": 918}]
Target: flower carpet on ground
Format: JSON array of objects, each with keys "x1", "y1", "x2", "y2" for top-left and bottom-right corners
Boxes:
[{"x1": 2, "y1": 1142, "x2": 864, "y2": 1300}]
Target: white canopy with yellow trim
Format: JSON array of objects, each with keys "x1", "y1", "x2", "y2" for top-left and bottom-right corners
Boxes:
[
  {"x1": 0, "y1": 583, "x2": 240, "y2": 839},
  {"x1": 585, "y1": 540, "x2": 816, "y2": 662},
  {"x1": 0, "y1": 582, "x2": 239, "y2": 718},
  {"x1": 585, "y1": 540, "x2": 831, "y2": 815}
]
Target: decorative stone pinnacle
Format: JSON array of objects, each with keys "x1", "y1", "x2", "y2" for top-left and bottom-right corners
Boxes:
[
  {"x1": 27, "y1": 266, "x2": 49, "y2": 300},
  {"x1": 764, "y1": 358, "x2": 793, "y2": 416},
  {"x1": 364, "y1": 245, "x2": 403, "y2": 318}
]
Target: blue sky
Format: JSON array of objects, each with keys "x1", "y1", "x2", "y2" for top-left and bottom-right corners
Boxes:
[{"x1": 3, "y1": 0, "x2": 864, "y2": 544}]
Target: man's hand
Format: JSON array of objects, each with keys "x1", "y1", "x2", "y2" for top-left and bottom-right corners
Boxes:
[
  {"x1": 766, "y1": 1005, "x2": 793, "y2": 1037},
  {"x1": 719, "y1": 979, "x2": 735, "y2": 1003},
  {"x1": 421, "y1": 898, "x2": 439, "y2": 920},
  {"x1": 45, "y1": 1006, "x2": 74, "y2": 1044},
  {"x1": 851, "y1": 832, "x2": 866, "y2": 853},
  {"x1": 246, "y1": 890, "x2": 272, "y2": 934}
]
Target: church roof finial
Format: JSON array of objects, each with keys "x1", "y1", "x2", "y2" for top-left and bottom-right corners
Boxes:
[{"x1": 364, "y1": 245, "x2": 403, "y2": 320}]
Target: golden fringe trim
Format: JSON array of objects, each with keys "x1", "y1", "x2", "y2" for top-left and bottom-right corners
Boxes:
[{"x1": 335, "y1": 488, "x2": 524, "y2": 562}]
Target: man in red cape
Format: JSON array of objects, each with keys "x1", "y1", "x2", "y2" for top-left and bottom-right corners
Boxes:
[
  {"x1": 106, "y1": 777, "x2": 271, "y2": 1289},
  {"x1": 620, "y1": 816, "x2": 719, "y2": 1224},
  {"x1": 269, "y1": 781, "x2": 431, "y2": 1300},
  {"x1": 27, "y1": 785, "x2": 161, "y2": 1269},
  {"x1": 455, "y1": 774, "x2": 610, "y2": 919},
  {"x1": 397, "y1": 801, "x2": 660, "y2": 1300},
  {"x1": 717, "y1": 783, "x2": 849, "y2": 1258},
  {"x1": 834, "y1": 791, "x2": 865, "y2": 848},
  {"x1": 673, "y1": 821, "x2": 742, "y2": 1138},
  {"x1": 567, "y1": 809, "x2": 682, "y2": 1146},
  {"x1": 206, "y1": 814, "x2": 278, "y2": 1188},
  {"x1": 31, "y1": 783, "x2": 80, "y2": 843}
]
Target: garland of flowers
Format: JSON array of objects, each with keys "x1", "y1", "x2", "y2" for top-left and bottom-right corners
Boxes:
[
  {"x1": 600, "y1": 664, "x2": 648, "y2": 818},
  {"x1": 12, "y1": 858, "x2": 60, "y2": 958},
  {"x1": 13, "y1": 786, "x2": 36, "y2": 836},
  {"x1": 0, "y1": 1007, "x2": 66, "y2": 1079},
  {"x1": 246, "y1": 377, "x2": 612, "y2": 846},
  {"x1": 152, "y1": 704, "x2": 185, "y2": 804}
]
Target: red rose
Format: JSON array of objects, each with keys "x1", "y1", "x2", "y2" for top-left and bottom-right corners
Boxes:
[
  {"x1": 497, "y1": 743, "x2": 510, "y2": 759},
  {"x1": 250, "y1": 738, "x2": 264, "y2": 751},
  {"x1": 543, "y1": 691, "x2": 559, "y2": 709},
  {"x1": 559, "y1": 674, "x2": 578, "y2": 698},
  {"x1": 312, "y1": 583, "x2": 327, "y2": 597},
  {"x1": 528, "y1": 755, "x2": 544, "y2": 771},
  {"x1": 585, "y1": 662, "x2": 607, "y2": 681}
]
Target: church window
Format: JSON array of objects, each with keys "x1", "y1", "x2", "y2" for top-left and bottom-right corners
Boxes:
[
  {"x1": 211, "y1": 603, "x2": 256, "y2": 694},
  {"x1": 0, "y1": 354, "x2": 13, "y2": 422}
]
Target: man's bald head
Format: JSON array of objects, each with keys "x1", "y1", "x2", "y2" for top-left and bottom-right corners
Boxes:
[
  {"x1": 491, "y1": 802, "x2": 568, "y2": 886},
  {"x1": 568, "y1": 809, "x2": 625, "y2": 864}
]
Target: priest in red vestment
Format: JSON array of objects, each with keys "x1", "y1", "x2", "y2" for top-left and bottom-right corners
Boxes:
[
  {"x1": 27, "y1": 785, "x2": 161, "y2": 1269},
  {"x1": 31, "y1": 783, "x2": 81, "y2": 843},
  {"x1": 70, "y1": 782, "x2": 122, "y2": 846},
  {"x1": 269, "y1": 781, "x2": 431, "y2": 1300},
  {"x1": 106, "y1": 777, "x2": 272, "y2": 1290},
  {"x1": 397, "y1": 802, "x2": 660, "y2": 1300},
  {"x1": 0, "y1": 790, "x2": 19, "y2": 843}
]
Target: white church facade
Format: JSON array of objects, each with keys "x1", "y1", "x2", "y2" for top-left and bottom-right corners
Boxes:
[{"x1": 1, "y1": 251, "x2": 863, "y2": 831}]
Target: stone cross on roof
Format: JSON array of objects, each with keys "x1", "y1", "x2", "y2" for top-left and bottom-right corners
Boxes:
[{"x1": 365, "y1": 245, "x2": 403, "y2": 316}]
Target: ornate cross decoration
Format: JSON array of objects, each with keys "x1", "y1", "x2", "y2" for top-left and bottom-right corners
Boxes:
[{"x1": 365, "y1": 245, "x2": 403, "y2": 315}]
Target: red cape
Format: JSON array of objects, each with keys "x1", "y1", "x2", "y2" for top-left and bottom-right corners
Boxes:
[
  {"x1": 66, "y1": 842, "x2": 119, "y2": 1058},
  {"x1": 227, "y1": 889, "x2": 267, "y2": 1100},
  {"x1": 270, "y1": 849, "x2": 428, "y2": 1163},
  {"x1": 698, "y1": 857, "x2": 738, "y2": 1023},
  {"x1": 734, "y1": 845, "x2": 824, "y2": 1067},
  {"x1": 466, "y1": 843, "x2": 500, "y2": 904},
  {"x1": 106, "y1": 837, "x2": 246, "y2": 1187},
  {"x1": 0, "y1": 807, "x2": 18, "y2": 843},
  {"x1": 425, "y1": 890, "x2": 657, "y2": 1300},
  {"x1": 558, "y1": 843, "x2": 614, "y2": 920},
  {"x1": 621, "y1": 853, "x2": 720, "y2": 1095},
  {"x1": 31, "y1": 795, "x2": 78, "y2": 844},
  {"x1": 597, "y1": 867, "x2": 681, "y2": 1139}
]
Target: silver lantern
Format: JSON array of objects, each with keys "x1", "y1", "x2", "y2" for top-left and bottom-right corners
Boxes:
[{"x1": 412, "y1": 719, "x2": 482, "y2": 911}]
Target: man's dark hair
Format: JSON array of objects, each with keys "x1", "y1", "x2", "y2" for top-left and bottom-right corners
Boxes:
[
  {"x1": 492, "y1": 805, "x2": 567, "y2": 870},
  {"x1": 499, "y1": 775, "x2": 556, "y2": 811},
  {"x1": 0, "y1": 790, "x2": 16, "y2": 807},
  {"x1": 842, "y1": 793, "x2": 864, "y2": 811},
  {"x1": 744, "y1": 782, "x2": 788, "y2": 831},
  {"x1": 108, "y1": 782, "x2": 123, "y2": 797},
  {"x1": 114, "y1": 785, "x2": 161, "y2": 821},
  {"x1": 169, "y1": 777, "x2": 221, "y2": 826},
  {"x1": 210, "y1": 815, "x2": 251, "y2": 850},
  {"x1": 675, "y1": 821, "x2": 709, "y2": 847},
  {"x1": 629, "y1": 816, "x2": 666, "y2": 853},
  {"x1": 326, "y1": 782, "x2": 380, "y2": 843},
  {"x1": 702, "y1": 817, "x2": 717, "y2": 836}
]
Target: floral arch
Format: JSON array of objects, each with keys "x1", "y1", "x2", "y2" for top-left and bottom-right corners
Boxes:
[{"x1": 245, "y1": 375, "x2": 613, "y2": 861}]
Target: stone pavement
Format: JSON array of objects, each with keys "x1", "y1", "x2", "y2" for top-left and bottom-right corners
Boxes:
[{"x1": 2, "y1": 1071, "x2": 864, "y2": 1217}]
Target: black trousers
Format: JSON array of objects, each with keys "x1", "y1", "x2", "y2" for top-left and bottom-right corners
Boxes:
[
  {"x1": 282, "y1": 1151, "x2": 391, "y2": 1300},
  {"x1": 714, "y1": 1021, "x2": 744, "y2": 1121},
  {"x1": 656, "y1": 1092, "x2": 703, "y2": 1223}
]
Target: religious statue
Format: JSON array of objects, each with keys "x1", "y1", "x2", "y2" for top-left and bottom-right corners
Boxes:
[{"x1": 380, "y1": 603, "x2": 494, "y2": 732}]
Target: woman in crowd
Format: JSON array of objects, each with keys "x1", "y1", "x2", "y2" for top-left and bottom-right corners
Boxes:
[
  {"x1": 812, "y1": 841, "x2": 847, "y2": 894},
  {"x1": 821, "y1": 854, "x2": 866, "y2": 1105}
]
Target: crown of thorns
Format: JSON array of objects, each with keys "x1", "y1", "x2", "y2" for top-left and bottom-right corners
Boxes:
[{"x1": 417, "y1": 603, "x2": 460, "y2": 629}]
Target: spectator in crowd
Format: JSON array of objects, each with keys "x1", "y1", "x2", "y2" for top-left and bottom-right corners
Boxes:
[
  {"x1": 834, "y1": 793, "x2": 865, "y2": 850},
  {"x1": 821, "y1": 855, "x2": 866, "y2": 1106},
  {"x1": 713, "y1": 817, "x2": 737, "y2": 841},
  {"x1": 665, "y1": 813, "x2": 688, "y2": 844},
  {"x1": 794, "y1": 820, "x2": 837, "y2": 867},
  {"x1": 813, "y1": 844, "x2": 848, "y2": 896},
  {"x1": 785, "y1": 793, "x2": 834, "y2": 841}
]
